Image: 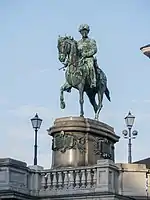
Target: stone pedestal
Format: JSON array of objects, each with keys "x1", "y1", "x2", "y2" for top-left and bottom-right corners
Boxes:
[{"x1": 48, "y1": 117, "x2": 120, "y2": 168}]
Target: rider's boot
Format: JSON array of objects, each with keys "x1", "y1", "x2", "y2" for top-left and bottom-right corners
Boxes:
[{"x1": 90, "y1": 70, "x2": 97, "y2": 88}]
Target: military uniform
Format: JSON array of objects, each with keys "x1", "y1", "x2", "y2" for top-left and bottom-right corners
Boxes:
[{"x1": 77, "y1": 24, "x2": 97, "y2": 88}]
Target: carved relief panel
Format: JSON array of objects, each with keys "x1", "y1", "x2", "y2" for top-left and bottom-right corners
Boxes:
[{"x1": 52, "y1": 131, "x2": 86, "y2": 153}]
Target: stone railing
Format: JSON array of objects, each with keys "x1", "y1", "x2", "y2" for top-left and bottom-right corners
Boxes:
[
  {"x1": 0, "y1": 158, "x2": 148, "y2": 199},
  {"x1": 39, "y1": 159, "x2": 119, "y2": 197},
  {"x1": 0, "y1": 159, "x2": 117, "y2": 198},
  {"x1": 41, "y1": 167, "x2": 97, "y2": 191}
]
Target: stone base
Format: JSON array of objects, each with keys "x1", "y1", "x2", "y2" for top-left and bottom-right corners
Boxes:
[{"x1": 48, "y1": 117, "x2": 120, "y2": 168}]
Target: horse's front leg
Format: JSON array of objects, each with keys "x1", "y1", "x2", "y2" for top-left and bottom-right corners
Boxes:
[
  {"x1": 78, "y1": 84, "x2": 84, "y2": 117},
  {"x1": 60, "y1": 82, "x2": 72, "y2": 109}
]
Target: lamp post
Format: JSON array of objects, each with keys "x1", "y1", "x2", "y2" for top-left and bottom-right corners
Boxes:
[
  {"x1": 140, "y1": 44, "x2": 150, "y2": 59},
  {"x1": 122, "y1": 111, "x2": 138, "y2": 163},
  {"x1": 31, "y1": 113, "x2": 42, "y2": 165}
]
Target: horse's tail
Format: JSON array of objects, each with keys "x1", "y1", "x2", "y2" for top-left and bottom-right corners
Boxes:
[{"x1": 105, "y1": 87, "x2": 111, "y2": 102}]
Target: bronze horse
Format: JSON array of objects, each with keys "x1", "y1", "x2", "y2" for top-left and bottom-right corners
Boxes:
[{"x1": 57, "y1": 36, "x2": 110, "y2": 120}]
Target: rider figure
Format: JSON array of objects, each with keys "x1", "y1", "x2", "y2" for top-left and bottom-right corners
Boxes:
[{"x1": 77, "y1": 24, "x2": 97, "y2": 88}]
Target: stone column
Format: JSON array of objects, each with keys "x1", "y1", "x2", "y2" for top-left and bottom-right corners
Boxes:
[
  {"x1": 28, "y1": 165, "x2": 44, "y2": 195},
  {"x1": 95, "y1": 159, "x2": 119, "y2": 193}
]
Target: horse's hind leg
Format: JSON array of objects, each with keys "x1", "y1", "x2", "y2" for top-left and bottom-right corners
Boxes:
[
  {"x1": 78, "y1": 84, "x2": 84, "y2": 117},
  {"x1": 60, "y1": 82, "x2": 72, "y2": 109},
  {"x1": 95, "y1": 90, "x2": 103, "y2": 120},
  {"x1": 86, "y1": 91, "x2": 98, "y2": 115}
]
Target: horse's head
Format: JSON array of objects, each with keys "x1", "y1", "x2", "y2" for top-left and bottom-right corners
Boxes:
[
  {"x1": 57, "y1": 36, "x2": 70, "y2": 63},
  {"x1": 57, "y1": 36, "x2": 77, "y2": 63}
]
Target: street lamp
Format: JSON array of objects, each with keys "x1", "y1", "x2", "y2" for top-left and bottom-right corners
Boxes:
[
  {"x1": 31, "y1": 113, "x2": 42, "y2": 165},
  {"x1": 140, "y1": 44, "x2": 150, "y2": 59},
  {"x1": 122, "y1": 111, "x2": 138, "y2": 163}
]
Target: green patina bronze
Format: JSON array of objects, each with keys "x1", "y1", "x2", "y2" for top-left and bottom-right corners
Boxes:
[
  {"x1": 94, "y1": 138, "x2": 111, "y2": 159},
  {"x1": 52, "y1": 131, "x2": 85, "y2": 153},
  {"x1": 57, "y1": 24, "x2": 111, "y2": 120}
]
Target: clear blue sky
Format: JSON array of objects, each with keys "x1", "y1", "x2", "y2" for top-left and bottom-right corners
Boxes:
[{"x1": 0, "y1": 0, "x2": 150, "y2": 168}]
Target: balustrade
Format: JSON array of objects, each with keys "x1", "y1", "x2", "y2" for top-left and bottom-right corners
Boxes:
[{"x1": 40, "y1": 167, "x2": 97, "y2": 191}]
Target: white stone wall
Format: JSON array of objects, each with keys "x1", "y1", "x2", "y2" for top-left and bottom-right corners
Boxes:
[
  {"x1": 117, "y1": 163, "x2": 148, "y2": 197},
  {"x1": 0, "y1": 158, "x2": 29, "y2": 194}
]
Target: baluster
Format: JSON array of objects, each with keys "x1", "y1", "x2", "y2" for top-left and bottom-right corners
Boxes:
[
  {"x1": 64, "y1": 171, "x2": 69, "y2": 189},
  {"x1": 92, "y1": 168, "x2": 97, "y2": 187},
  {"x1": 68, "y1": 170, "x2": 74, "y2": 189},
  {"x1": 45, "y1": 173, "x2": 51, "y2": 189},
  {"x1": 52, "y1": 171, "x2": 57, "y2": 190},
  {"x1": 58, "y1": 171, "x2": 63, "y2": 189},
  {"x1": 86, "y1": 169, "x2": 92, "y2": 188},
  {"x1": 44, "y1": 173, "x2": 48, "y2": 189},
  {"x1": 75, "y1": 170, "x2": 80, "y2": 188},
  {"x1": 41, "y1": 173, "x2": 46, "y2": 190},
  {"x1": 81, "y1": 169, "x2": 86, "y2": 188}
]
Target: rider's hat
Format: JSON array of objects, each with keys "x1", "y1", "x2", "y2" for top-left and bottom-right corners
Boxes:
[{"x1": 78, "y1": 24, "x2": 90, "y2": 32}]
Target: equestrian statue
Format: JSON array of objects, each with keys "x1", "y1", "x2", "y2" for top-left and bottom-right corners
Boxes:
[{"x1": 57, "y1": 24, "x2": 111, "y2": 120}]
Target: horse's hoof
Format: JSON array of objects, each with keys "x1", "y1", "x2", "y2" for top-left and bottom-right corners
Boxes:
[
  {"x1": 94, "y1": 115, "x2": 99, "y2": 120},
  {"x1": 66, "y1": 88, "x2": 71, "y2": 93},
  {"x1": 80, "y1": 114, "x2": 84, "y2": 118},
  {"x1": 60, "y1": 102, "x2": 65, "y2": 109}
]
